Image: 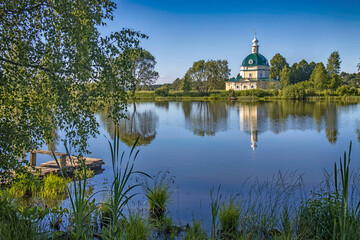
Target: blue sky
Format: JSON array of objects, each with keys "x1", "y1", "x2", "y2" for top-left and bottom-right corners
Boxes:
[{"x1": 103, "y1": 0, "x2": 360, "y2": 83}]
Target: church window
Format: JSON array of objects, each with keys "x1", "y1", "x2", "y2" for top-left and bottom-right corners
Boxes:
[{"x1": 249, "y1": 73, "x2": 252, "y2": 78}]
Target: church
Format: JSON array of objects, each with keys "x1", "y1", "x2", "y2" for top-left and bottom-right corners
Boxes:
[{"x1": 225, "y1": 34, "x2": 279, "y2": 91}]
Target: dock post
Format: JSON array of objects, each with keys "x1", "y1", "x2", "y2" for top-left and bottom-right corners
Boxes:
[
  {"x1": 30, "y1": 152, "x2": 36, "y2": 166},
  {"x1": 60, "y1": 155, "x2": 67, "y2": 172}
]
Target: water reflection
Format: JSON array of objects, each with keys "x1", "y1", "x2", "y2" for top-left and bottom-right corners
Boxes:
[
  {"x1": 182, "y1": 102, "x2": 228, "y2": 136},
  {"x1": 100, "y1": 106, "x2": 158, "y2": 146},
  {"x1": 235, "y1": 101, "x2": 340, "y2": 147}
]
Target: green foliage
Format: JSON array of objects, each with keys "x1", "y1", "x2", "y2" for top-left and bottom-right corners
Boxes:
[
  {"x1": 73, "y1": 167, "x2": 95, "y2": 180},
  {"x1": 327, "y1": 51, "x2": 342, "y2": 75},
  {"x1": 210, "y1": 185, "x2": 222, "y2": 238},
  {"x1": 125, "y1": 48, "x2": 159, "y2": 98},
  {"x1": 298, "y1": 192, "x2": 337, "y2": 239},
  {"x1": 0, "y1": 191, "x2": 50, "y2": 239},
  {"x1": 184, "y1": 220, "x2": 207, "y2": 240},
  {"x1": 310, "y1": 62, "x2": 331, "y2": 90},
  {"x1": 104, "y1": 128, "x2": 148, "y2": 238},
  {"x1": 8, "y1": 171, "x2": 41, "y2": 198},
  {"x1": 341, "y1": 72, "x2": 360, "y2": 88},
  {"x1": 336, "y1": 85, "x2": 359, "y2": 96},
  {"x1": 289, "y1": 60, "x2": 316, "y2": 84},
  {"x1": 270, "y1": 53, "x2": 289, "y2": 79},
  {"x1": 171, "y1": 78, "x2": 183, "y2": 91},
  {"x1": 281, "y1": 83, "x2": 306, "y2": 99},
  {"x1": 181, "y1": 74, "x2": 192, "y2": 93},
  {"x1": 218, "y1": 199, "x2": 241, "y2": 238},
  {"x1": 279, "y1": 65, "x2": 291, "y2": 88},
  {"x1": 40, "y1": 173, "x2": 68, "y2": 200},
  {"x1": 143, "y1": 171, "x2": 173, "y2": 220},
  {"x1": 155, "y1": 84, "x2": 170, "y2": 97},
  {"x1": 330, "y1": 73, "x2": 342, "y2": 90},
  {"x1": 186, "y1": 59, "x2": 230, "y2": 95},
  {"x1": 0, "y1": 0, "x2": 147, "y2": 179}
]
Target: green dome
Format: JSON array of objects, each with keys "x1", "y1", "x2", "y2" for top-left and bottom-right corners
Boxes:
[{"x1": 241, "y1": 53, "x2": 269, "y2": 67}]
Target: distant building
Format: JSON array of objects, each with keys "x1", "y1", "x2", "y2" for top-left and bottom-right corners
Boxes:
[{"x1": 226, "y1": 34, "x2": 279, "y2": 91}]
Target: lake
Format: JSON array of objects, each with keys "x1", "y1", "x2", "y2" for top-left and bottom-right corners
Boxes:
[{"x1": 38, "y1": 101, "x2": 360, "y2": 224}]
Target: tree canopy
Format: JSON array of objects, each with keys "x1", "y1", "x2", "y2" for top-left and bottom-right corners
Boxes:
[
  {"x1": 186, "y1": 59, "x2": 230, "y2": 95},
  {"x1": 126, "y1": 49, "x2": 159, "y2": 94},
  {"x1": 326, "y1": 51, "x2": 341, "y2": 75},
  {"x1": 269, "y1": 53, "x2": 289, "y2": 80},
  {"x1": 0, "y1": 0, "x2": 147, "y2": 178},
  {"x1": 310, "y1": 63, "x2": 330, "y2": 90}
]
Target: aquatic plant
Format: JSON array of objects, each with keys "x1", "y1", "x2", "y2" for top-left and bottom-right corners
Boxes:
[
  {"x1": 103, "y1": 127, "x2": 149, "y2": 237},
  {"x1": 218, "y1": 198, "x2": 241, "y2": 239},
  {"x1": 0, "y1": 191, "x2": 48, "y2": 239},
  {"x1": 53, "y1": 146, "x2": 97, "y2": 239},
  {"x1": 184, "y1": 219, "x2": 207, "y2": 240},
  {"x1": 40, "y1": 173, "x2": 69, "y2": 199},
  {"x1": 73, "y1": 167, "x2": 95, "y2": 180},
  {"x1": 210, "y1": 185, "x2": 222, "y2": 238},
  {"x1": 144, "y1": 171, "x2": 174, "y2": 220},
  {"x1": 8, "y1": 171, "x2": 41, "y2": 198}
]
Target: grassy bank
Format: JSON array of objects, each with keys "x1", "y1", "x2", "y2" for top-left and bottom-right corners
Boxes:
[
  {"x1": 133, "y1": 89, "x2": 360, "y2": 102},
  {"x1": 1, "y1": 138, "x2": 360, "y2": 239}
]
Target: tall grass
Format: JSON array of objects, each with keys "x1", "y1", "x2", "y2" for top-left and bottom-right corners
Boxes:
[
  {"x1": 103, "y1": 126, "x2": 149, "y2": 237},
  {"x1": 52, "y1": 145, "x2": 97, "y2": 238},
  {"x1": 210, "y1": 185, "x2": 222, "y2": 238},
  {"x1": 218, "y1": 198, "x2": 241, "y2": 239},
  {"x1": 143, "y1": 171, "x2": 173, "y2": 220}
]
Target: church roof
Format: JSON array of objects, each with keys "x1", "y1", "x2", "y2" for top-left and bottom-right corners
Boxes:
[
  {"x1": 226, "y1": 75, "x2": 242, "y2": 82},
  {"x1": 241, "y1": 53, "x2": 269, "y2": 67}
]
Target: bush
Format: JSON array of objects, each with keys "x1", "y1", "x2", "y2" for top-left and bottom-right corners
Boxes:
[
  {"x1": 281, "y1": 83, "x2": 305, "y2": 99},
  {"x1": 155, "y1": 85, "x2": 169, "y2": 97},
  {"x1": 336, "y1": 85, "x2": 359, "y2": 96}
]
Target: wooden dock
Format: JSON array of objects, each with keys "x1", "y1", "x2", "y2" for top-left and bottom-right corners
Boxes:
[{"x1": 29, "y1": 149, "x2": 104, "y2": 176}]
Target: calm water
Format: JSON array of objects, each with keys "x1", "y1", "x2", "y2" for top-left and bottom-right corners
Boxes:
[{"x1": 39, "y1": 101, "x2": 360, "y2": 222}]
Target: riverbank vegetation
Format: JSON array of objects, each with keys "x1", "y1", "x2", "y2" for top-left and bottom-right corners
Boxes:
[{"x1": 1, "y1": 139, "x2": 360, "y2": 239}]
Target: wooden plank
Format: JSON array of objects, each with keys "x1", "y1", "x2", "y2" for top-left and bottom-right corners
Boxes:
[
  {"x1": 30, "y1": 152, "x2": 37, "y2": 166},
  {"x1": 32, "y1": 149, "x2": 68, "y2": 157}
]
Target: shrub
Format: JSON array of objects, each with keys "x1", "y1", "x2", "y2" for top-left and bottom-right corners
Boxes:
[
  {"x1": 155, "y1": 85, "x2": 169, "y2": 97},
  {"x1": 281, "y1": 84, "x2": 305, "y2": 99},
  {"x1": 336, "y1": 85, "x2": 359, "y2": 96}
]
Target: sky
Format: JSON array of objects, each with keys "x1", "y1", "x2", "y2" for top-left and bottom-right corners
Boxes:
[{"x1": 101, "y1": 0, "x2": 360, "y2": 84}]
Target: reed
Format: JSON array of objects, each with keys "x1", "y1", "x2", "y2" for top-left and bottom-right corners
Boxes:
[{"x1": 103, "y1": 126, "x2": 149, "y2": 237}]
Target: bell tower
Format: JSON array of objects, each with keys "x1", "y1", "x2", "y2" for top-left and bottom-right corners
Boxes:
[{"x1": 251, "y1": 31, "x2": 259, "y2": 54}]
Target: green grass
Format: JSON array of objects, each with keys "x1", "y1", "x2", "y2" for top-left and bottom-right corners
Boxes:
[
  {"x1": 184, "y1": 220, "x2": 207, "y2": 240},
  {"x1": 218, "y1": 199, "x2": 241, "y2": 239},
  {"x1": 143, "y1": 171, "x2": 173, "y2": 220}
]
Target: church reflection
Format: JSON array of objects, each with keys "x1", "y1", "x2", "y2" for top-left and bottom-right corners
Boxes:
[{"x1": 235, "y1": 101, "x2": 341, "y2": 151}]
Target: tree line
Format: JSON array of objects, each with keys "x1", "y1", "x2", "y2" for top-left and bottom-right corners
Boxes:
[{"x1": 167, "y1": 52, "x2": 360, "y2": 96}]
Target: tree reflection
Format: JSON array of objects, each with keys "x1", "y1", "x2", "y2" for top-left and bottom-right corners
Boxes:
[
  {"x1": 235, "y1": 101, "x2": 340, "y2": 148},
  {"x1": 182, "y1": 102, "x2": 228, "y2": 136},
  {"x1": 100, "y1": 106, "x2": 158, "y2": 146}
]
